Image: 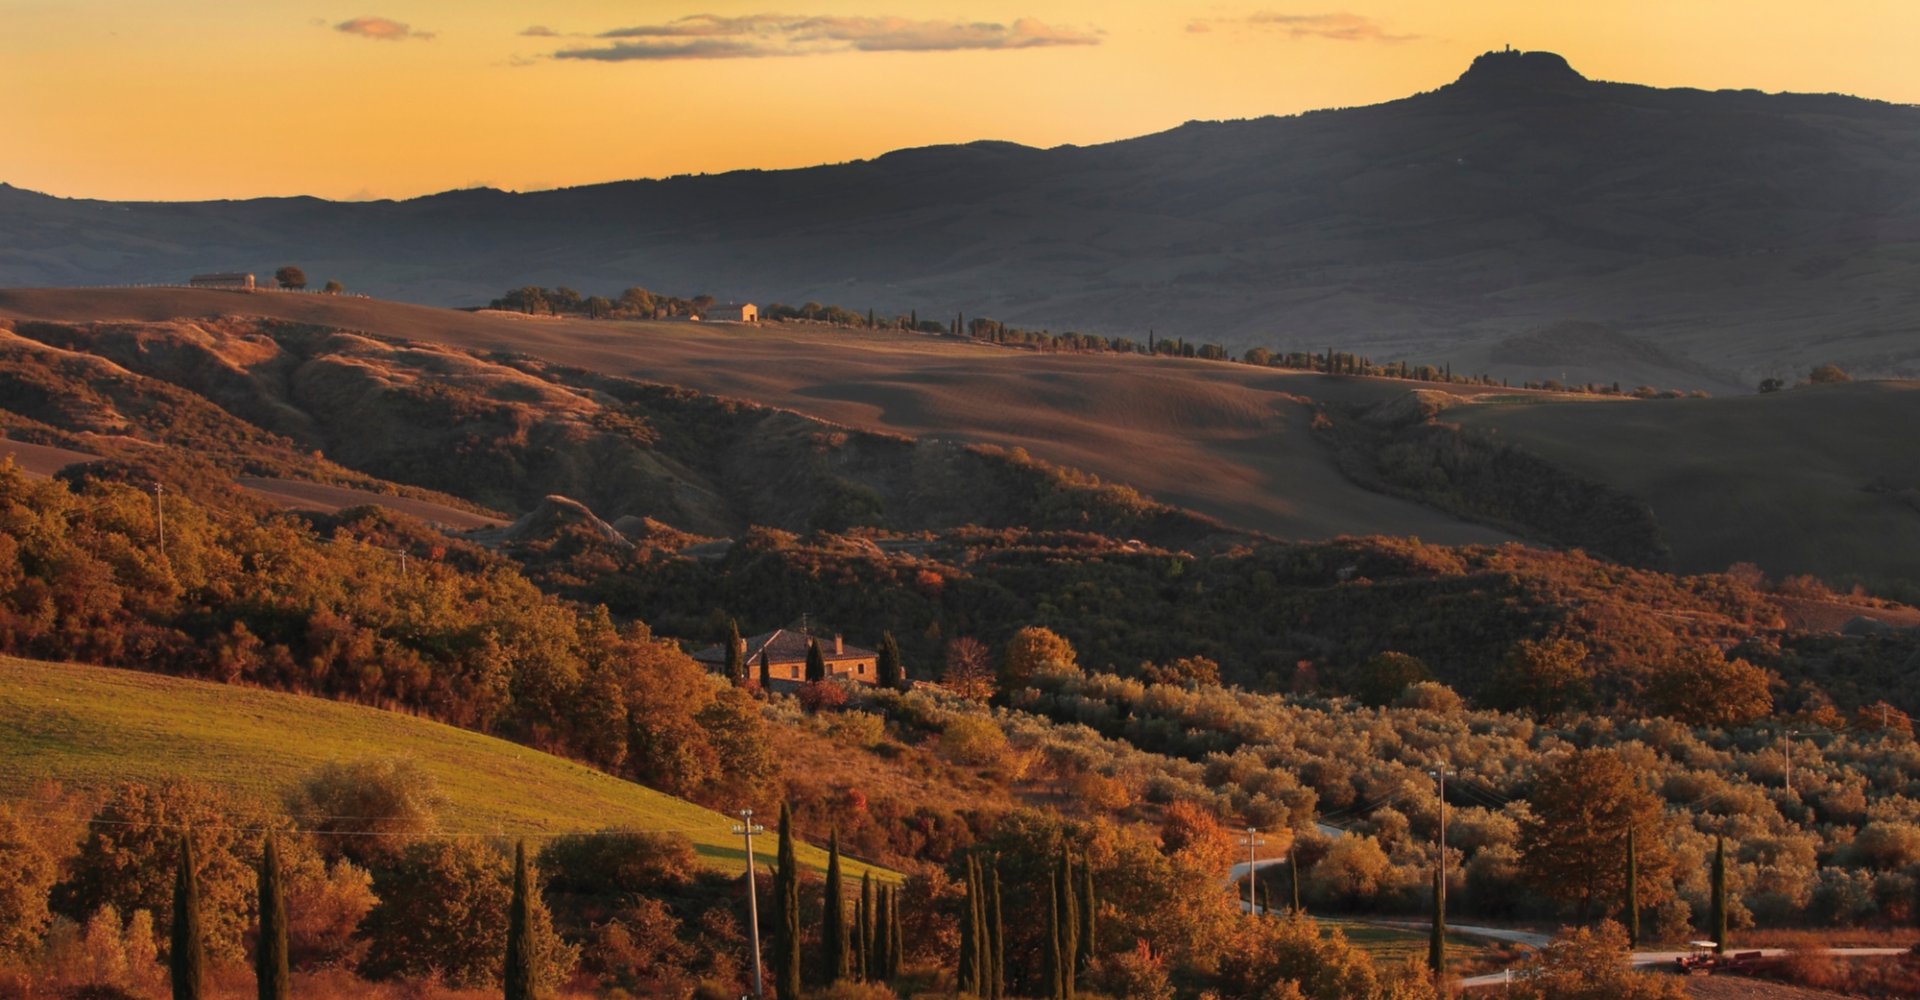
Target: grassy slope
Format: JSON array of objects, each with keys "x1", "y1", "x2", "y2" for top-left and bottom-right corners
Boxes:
[
  {"x1": 1452, "y1": 381, "x2": 1920, "y2": 582},
  {"x1": 0, "y1": 656, "x2": 885, "y2": 879}
]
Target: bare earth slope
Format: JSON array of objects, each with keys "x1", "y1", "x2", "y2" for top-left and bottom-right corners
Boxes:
[
  {"x1": 0, "y1": 287, "x2": 1514, "y2": 545},
  {"x1": 5, "y1": 51, "x2": 1918, "y2": 382}
]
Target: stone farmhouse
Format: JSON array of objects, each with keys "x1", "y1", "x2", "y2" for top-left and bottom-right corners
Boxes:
[{"x1": 692, "y1": 626, "x2": 878, "y2": 686}]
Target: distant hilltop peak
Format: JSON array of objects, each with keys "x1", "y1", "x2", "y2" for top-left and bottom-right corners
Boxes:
[{"x1": 1451, "y1": 47, "x2": 1588, "y2": 93}]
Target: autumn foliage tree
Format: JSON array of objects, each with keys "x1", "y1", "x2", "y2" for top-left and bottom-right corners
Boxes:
[
  {"x1": 1490, "y1": 637, "x2": 1595, "y2": 719},
  {"x1": 1518, "y1": 749, "x2": 1673, "y2": 923},
  {"x1": 1644, "y1": 647, "x2": 1773, "y2": 727},
  {"x1": 1000, "y1": 626, "x2": 1077, "y2": 696}
]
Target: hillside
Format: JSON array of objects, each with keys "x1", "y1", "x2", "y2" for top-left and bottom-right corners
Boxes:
[
  {"x1": 4, "y1": 288, "x2": 1919, "y2": 586},
  {"x1": 0, "y1": 287, "x2": 1523, "y2": 546},
  {"x1": 0, "y1": 656, "x2": 876, "y2": 878},
  {"x1": 1452, "y1": 380, "x2": 1920, "y2": 586},
  {"x1": 5, "y1": 50, "x2": 1919, "y2": 383}
]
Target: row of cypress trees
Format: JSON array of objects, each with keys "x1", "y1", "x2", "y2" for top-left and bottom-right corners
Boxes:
[
  {"x1": 820, "y1": 832, "x2": 904, "y2": 985},
  {"x1": 955, "y1": 844, "x2": 1094, "y2": 999},
  {"x1": 770, "y1": 803, "x2": 902, "y2": 1000},
  {"x1": 956, "y1": 854, "x2": 1003, "y2": 998},
  {"x1": 170, "y1": 834, "x2": 541, "y2": 1000}
]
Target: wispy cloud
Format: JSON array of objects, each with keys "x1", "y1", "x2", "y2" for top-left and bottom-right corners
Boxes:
[
  {"x1": 520, "y1": 25, "x2": 560, "y2": 38},
  {"x1": 1188, "y1": 11, "x2": 1418, "y2": 43},
  {"x1": 553, "y1": 13, "x2": 1100, "y2": 62},
  {"x1": 335, "y1": 15, "x2": 435, "y2": 41}
]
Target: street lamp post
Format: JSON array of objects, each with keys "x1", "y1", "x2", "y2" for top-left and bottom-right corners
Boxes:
[{"x1": 732, "y1": 809, "x2": 766, "y2": 998}]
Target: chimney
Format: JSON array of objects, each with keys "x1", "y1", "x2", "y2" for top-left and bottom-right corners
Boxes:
[
  {"x1": 736, "y1": 636, "x2": 747, "y2": 657},
  {"x1": 834, "y1": 634, "x2": 844, "y2": 655}
]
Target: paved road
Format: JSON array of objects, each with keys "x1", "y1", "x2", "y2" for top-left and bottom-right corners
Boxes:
[{"x1": 1455, "y1": 946, "x2": 1909, "y2": 989}]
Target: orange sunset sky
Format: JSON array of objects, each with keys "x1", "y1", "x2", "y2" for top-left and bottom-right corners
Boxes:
[{"x1": 3, "y1": 1, "x2": 1916, "y2": 202}]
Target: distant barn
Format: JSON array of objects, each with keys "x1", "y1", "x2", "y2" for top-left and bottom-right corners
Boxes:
[
  {"x1": 700, "y1": 302, "x2": 757, "y2": 323},
  {"x1": 189, "y1": 272, "x2": 255, "y2": 291}
]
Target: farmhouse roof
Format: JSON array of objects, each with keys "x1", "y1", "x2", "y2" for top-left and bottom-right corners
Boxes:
[{"x1": 691, "y1": 627, "x2": 875, "y2": 664}]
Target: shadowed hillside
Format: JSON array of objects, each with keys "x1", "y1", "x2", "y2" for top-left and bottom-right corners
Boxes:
[
  {"x1": 5, "y1": 50, "x2": 1919, "y2": 383},
  {"x1": 1453, "y1": 381, "x2": 1920, "y2": 586}
]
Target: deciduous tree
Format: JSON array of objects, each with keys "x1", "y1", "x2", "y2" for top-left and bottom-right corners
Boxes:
[
  {"x1": 1518, "y1": 749, "x2": 1673, "y2": 922},
  {"x1": 1645, "y1": 648, "x2": 1773, "y2": 727}
]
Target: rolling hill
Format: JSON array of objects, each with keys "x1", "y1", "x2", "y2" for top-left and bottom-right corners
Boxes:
[
  {"x1": 4, "y1": 50, "x2": 1918, "y2": 385},
  {"x1": 0, "y1": 656, "x2": 881, "y2": 878},
  {"x1": 4, "y1": 287, "x2": 1919, "y2": 585},
  {"x1": 1450, "y1": 380, "x2": 1920, "y2": 584}
]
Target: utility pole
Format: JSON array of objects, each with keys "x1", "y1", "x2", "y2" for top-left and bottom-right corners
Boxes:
[
  {"x1": 1785, "y1": 729, "x2": 1799, "y2": 794},
  {"x1": 733, "y1": 809, "x2": 766, "y2": 998},
  {"x1": 153, "y1": 483, "x2": 165, "y2": 552},
  {"x1": 1242, "y1": 826, "x2": 1266, "y2": 914},
  {"x1": 1431, "y1": 766, "x2": 1455, "y2": 992}
]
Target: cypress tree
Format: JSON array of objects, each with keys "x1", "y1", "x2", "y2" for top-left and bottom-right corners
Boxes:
[
  {"x1": 255, "y1": 836, "x2": 289, "y2": 1000},
  {"x1": 857, "y1": 872, "x2": 874, "y2": 981},
  {"x1": 1055, "y1": 848, "x2": 1077, "y2": 999},
  {"x1": 1076, "y1": 856, "x2": 1094, "y2": 979},
  {"x1": 822, "y1": 831, "x2": 847, "y2": 984},
  {"x1": 877, "y1": 632, "x2": 905, "y2": 690},
  {"x1": 872, "y1": 886, "x2": 891, "y2": 983},
  {"x1": 1043, "y1": 874, "x2": 1064, "y2": 1000},
  {"x1": 988, "y1": 864, "x2": 1005, "y2": 1000},
  {"x1": 805, "y1": 640, "x2": 827, "y2": 683},
  {"x1": 867, "y1": 307, "x2": 875, "y2": 328},
  {"x1": 506, "y1": 840, "x2": 538, "y2": 1000},
  {"x1": 171, "y1": 835, "x2": 204, "y2": 1000},
  {"x1": 1427, "y1": 865, "x2": 1446, "y2": 977},
  {"x1": 725, "y1": 619, "x2": 745, "y2": 686},
  {"x1": 759, "y1": 649, "x2": 771, "y2": 688},
  {"x1": 1289, "y1": 846, "x2": 1302, "y2": 915},
  {"x1": 1258, "y1": 880, "x2": 1271, "y2": 918},
  {"x1": 889, "y1": 884, "x2": 904, "y2": 978},
  {"x1": 972, "y1": 859, "x2": 991, "y2": 997},
  {"x1": 1625, "y1": 826, "x2": 1640, "y2": 947},
  {"x1": 1710, "y1": 835, "x2": 1729, "y2": 954},
  {"x1": 774, "y1": 803, "x2": 802, "y2": 1000},
  {"x1": 958, "y1": 858, "x2": 978, "y2": 994}
]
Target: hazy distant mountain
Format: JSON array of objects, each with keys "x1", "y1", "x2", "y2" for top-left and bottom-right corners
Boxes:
[{"x1": 5, "y1": 49, "x2": 1919, "y2": 385}]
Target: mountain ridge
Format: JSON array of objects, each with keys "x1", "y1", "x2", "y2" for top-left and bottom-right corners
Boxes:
[{"x1": 6, "y1": 50, "x2": 1919, "y2": 382}]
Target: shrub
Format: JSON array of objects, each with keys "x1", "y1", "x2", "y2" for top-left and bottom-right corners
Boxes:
[
  {"x1": 0, "y1": 804, "x2": 57, "y2": 956},
  {"x1": 54, "y1": 782, "x2": 272, "y2": 960},
  {"x1": 1509, "y1": 922, "x2": 1685, "y2": 999},
  {"x1": 289, "y1": 758, "x2": 441, "y2": 865},
  {"x1": 939, "y1": 714, "x2": 1011, "y2": 768},
  {"x1": 537, "y1": 830, "x2": 698, "y2": 899},
  {"x1": 359, "y1": 839, "x2": 576, "y2": 990}
]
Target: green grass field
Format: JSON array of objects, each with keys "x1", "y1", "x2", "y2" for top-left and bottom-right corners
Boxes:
[
  {"x1": 1322, "y1": 919, "x2": 1510, "y2": 973},
  {"x1": 0, "y1": 657, "x2": 888, "y2": 879}
]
